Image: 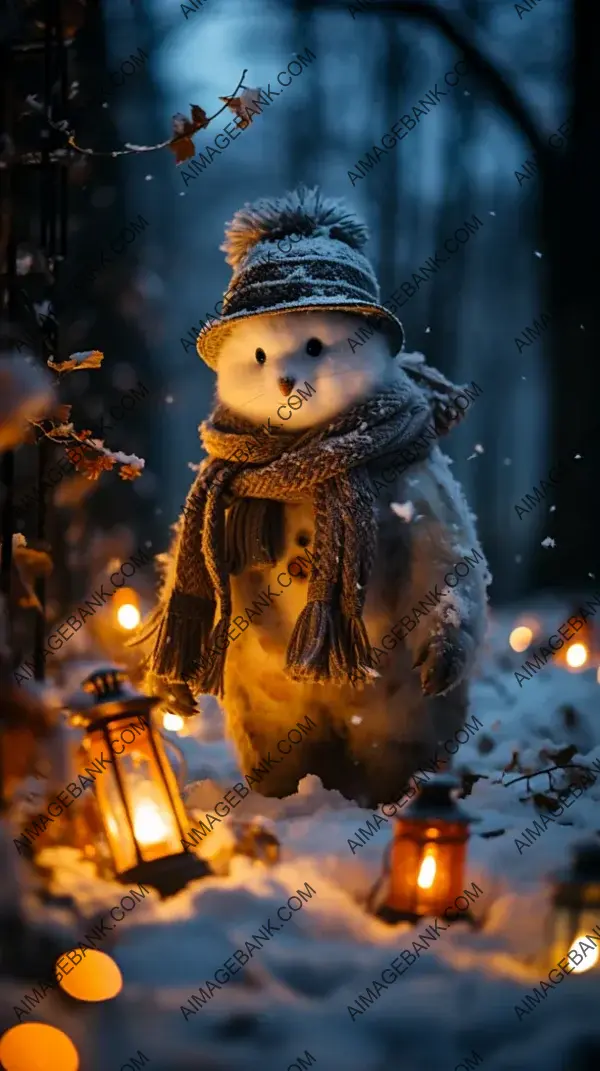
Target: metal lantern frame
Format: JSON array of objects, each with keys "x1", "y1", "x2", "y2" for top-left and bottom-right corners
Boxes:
[
  {"x1": 70, "y1": 668, "x2": 211, "y2": 898},
  {"x1": 547, "y1": 839, "x2": 600, "y2": 974},
  {"x1": 375, "y1": 774, "x2": 477, "y2": 926}
]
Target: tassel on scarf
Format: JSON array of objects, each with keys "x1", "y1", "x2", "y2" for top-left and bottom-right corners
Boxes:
[
  {"x1": 285, "y1": 598, "x2": 342, "y2": 683},
  {"x1": 149, "y1": 591, "x2": 216, "y2": 684}
]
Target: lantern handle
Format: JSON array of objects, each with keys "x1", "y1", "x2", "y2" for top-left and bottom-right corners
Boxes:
[
  {"x1": 365, "y1": 841, "x2": 393, "y2": 917},
  {"x1": 158, "y1": 731, "x2": 188, "y2": 792}
]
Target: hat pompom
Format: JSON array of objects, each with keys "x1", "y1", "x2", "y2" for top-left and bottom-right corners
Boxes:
[{"x1": 221, "y1": 184, "x2": 370, "y2": 270}]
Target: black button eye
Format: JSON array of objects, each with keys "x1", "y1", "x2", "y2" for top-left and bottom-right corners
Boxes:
[
  {"x1": 296, "y1": 531, "x2": 311, "y2": 547},
  {"x1": 306, "y1": 338, "x2": 322, "y2": 357},
  {"x1": 255, "y1": 348, "x2": 266, "y2": 365}
]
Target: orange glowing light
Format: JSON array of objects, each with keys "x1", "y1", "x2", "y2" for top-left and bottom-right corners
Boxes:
[
  {"x1": 163, "y1": 711, "x2": 184, "y2": 731},
  {"x1": 0, "y1": 1023, "x2": 79, "y2": 1071},
  {"x1": 509, "y1": 626, "x2": 533, "y2": 653},
  {"x1": 417, "y1": 854, "x2": 437, "y2": 889},
  {"x1": 567, "y1": 935, "x2": 599, "y2": 974},
  {"x1": 116, "y1": 602, "x2": 141, "y2": 630},
  {"x1": 56, "y1": 948, "x2": 122, "y2": 1002},
  {"x1": 566, "y1": 643, "x2": 588, "y2": 669},
  {"x1": 133, "y1": 797, "x2": 172, "y2": 847}
]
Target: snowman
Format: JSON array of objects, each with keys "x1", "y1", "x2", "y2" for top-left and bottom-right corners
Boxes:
[{"x1": 139, "y1": 185, "x2": 489, "y2": 808}]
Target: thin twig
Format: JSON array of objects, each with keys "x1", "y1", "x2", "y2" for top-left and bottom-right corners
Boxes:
[
  {"x1": 503, "y1": 763, "x2": 591, "y2": 788},
  {"x1": 49, "y1": 70, "x2": 249, "y2": 160}
]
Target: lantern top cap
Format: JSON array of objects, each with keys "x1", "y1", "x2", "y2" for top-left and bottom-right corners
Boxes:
[
  {"x1": 400, "y1": 773, "x2": 476, "y2": 823},
  {"x1": 65, "y1": 666, "x2": 159, "y2": 718}
]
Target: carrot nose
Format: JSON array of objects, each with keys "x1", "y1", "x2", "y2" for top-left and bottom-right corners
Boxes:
[{"x1": 277, "y1": 377, "x2": 296, "y2": 397}]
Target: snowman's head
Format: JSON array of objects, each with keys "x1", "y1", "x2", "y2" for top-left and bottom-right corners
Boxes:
[{"x1": 216, "y1": 309, "x2": 396, "y2": 430}]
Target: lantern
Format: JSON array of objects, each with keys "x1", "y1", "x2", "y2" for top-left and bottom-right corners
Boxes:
[
  {"x1": 547, "y1": 839, "x2": 600, "y2": 974},
  {"x1": 65, "y1": 667, "x2": 211, "y2": 897},
  {"x1": 378, "y1": 774, "x2": 475, "y2": 924}
]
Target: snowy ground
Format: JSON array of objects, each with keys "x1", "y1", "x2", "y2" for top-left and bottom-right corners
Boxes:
[{"x1": 2, "y1": 599, "x2": 600, "y2": 1071}]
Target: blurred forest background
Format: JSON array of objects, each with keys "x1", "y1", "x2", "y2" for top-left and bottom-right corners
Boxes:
[{"x1": 2, "y1": 0, "x2": 597, "y2": 658}]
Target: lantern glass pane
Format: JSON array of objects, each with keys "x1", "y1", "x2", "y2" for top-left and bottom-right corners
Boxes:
[
  {"x1": 552, "y1": 907, "x2": 600, "y2": 974},
  {"x1": 388, "y1": 819, "x2": 468, "y2": 917},
  {"x1": 88, "y1": 715, "x2": 188, "y2": 872}
]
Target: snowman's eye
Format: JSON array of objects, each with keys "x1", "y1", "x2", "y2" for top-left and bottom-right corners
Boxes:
[
  {"x1": 306, "y1": 338, "x2": 322, "y2": 357},
  {"x1": 255, "y1": 348, "x2": 266, "y2": 365}
]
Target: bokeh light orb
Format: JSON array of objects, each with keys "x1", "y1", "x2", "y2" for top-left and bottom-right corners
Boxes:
[
  {"x1": 56, "y1": 948, "x2": 123, "y2": 1002},
  {"x1": 568, "y1": 934, "x2": 599, "y2": 973},
  {"x1": 566, "y1": 643, "x2": 588, "y2": 669},
  {"x1": 0, "y1": 1023, "x2": 79, "y2": 1071},
  {"x1": 163, "y1": 711, "x2": 184, "y2": 731},
  {"x1": 509, "y1": 626, "x2": 533, "y2": 653},
  {"x1": 116, "y1": 602, "x2": 141, "y2": 630}
]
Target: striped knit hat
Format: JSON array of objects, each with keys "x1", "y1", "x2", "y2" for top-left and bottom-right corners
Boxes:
[{"x1": 196, "y1": 185, "x2": 405, "y2": 370}]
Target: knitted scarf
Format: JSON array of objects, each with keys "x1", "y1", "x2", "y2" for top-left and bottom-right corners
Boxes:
[{"x1": 137, "y1": 355, "x2": 469, "y2": 698}]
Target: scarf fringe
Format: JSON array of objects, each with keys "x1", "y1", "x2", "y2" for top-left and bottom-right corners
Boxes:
[
  {"x1": 200, "y1": 618, "x2": 230, "y2": 698},
  {"x1": 339, "y1": 615, "x2": 376, "y2": 679},
  {"x1": 149, "y1": 593, "x2": 216, "y2": 684},
  {"x1": 285, "y1": 600, "x2": 345, "y2": 683}
]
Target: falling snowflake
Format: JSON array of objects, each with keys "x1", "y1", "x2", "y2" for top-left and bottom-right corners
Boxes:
[
  {"x1": 474, "y1": 444, "x2": 484, "y2": 454},
  {"x1": 503, "y1": 458, "x2": 512, "y2": 466},
  {"x1": 541, "y1": 536, "x2": 555, "y2": 549},
  {"x1": 574, "y1": 454, "x2": 581, "y2": 460},
  {"x1": 589, "y1": 573, "x2": 596, "y2": 579},
  {"x1": 515, "y1": 554, "x2": 522, "y2": 563},
  {"x1": 489, "y1": 211, "x2": 496, "y2": 217},
  {"x1": 165, "y1": 395, "x2": 174, "y2": 404},
  {"x1": 534, "y1": 251, "x2": 543, "y2": 258},
  {"x1": 580, "y1": 324, "x2": 585, "y2": 331},
  {"x1": 145, "y1": 175, "x2": 153, "y2": 181},
  {"x1": 425, "y1": 326, "x2": 431, "y2": 334},
  {"x1": 391, "y1": 501, "x2": 415, "y2": 523},
  {"x1": 549, "y1": 505, "x2": 556, "y2": 512}
]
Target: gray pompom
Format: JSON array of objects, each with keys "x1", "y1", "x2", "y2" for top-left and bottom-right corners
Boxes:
[{"x1": 220, "y1": 184, "x2": 370, "y2": 269}]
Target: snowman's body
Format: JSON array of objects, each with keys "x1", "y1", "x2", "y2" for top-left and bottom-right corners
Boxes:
[{"x1": 213, "y1": 309, "x2": 488, "y2": 807}]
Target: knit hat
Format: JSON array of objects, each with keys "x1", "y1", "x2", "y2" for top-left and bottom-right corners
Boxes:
[{"x1": 196, "y1": 185, "x2": 405, "y2": 370}]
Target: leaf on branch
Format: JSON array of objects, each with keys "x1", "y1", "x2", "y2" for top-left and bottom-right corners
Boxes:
[
  {"x1": 532, "y1": 792, "x2": 562, "y2": 813},
  {"x1": 78, "y1": 455, "x2": 116, "y2": 480},
  {"x1": 46, "y1": 422, "x2": 75, "y2": 439},
  {"x1": 544, "y1": 744, "x2": 578, "y2": 768},
  {"x1": 169, "y1": 104, "x2": 211, "y2": 164},
  {"x1": 169, "y1": 134, "x2": 196, "y2": 165},
  {"x1": 503, "y1": 750, "x2": 521, "y2": 774},
  {"x1": 190, "y1": 104, "x2": 209, "y2": 130},
  {"x1": 220, "y1": 87, "x2": 261, "y2": 130},
  {"x1": 119, "y1": 463, "x2": 144, "y2": 481},
  {"x1": 49, "y1": 350, "x2": 104, "y2": 373}
]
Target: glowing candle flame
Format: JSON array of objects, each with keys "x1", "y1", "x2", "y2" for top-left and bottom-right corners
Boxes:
[
  {"x1": 117, "y1": 603, "x2": 141, "y2": 630},
  {"x1": 417, "y1": 854, "x2": 437, "y2": 889},
  {"x1": 566, "y1": 643, "x2": 588, "y2": 669},
  {"x1": 509, "y1": 626, "x2": 533, "y2": 653},
  {"x1": 163, "y1": 711, "x2": 184, "y2": 731},
  {"x1": 567, "y1": 935, "x2": 599, "y2": 974},
  {"x1": 133, "y1": 800, "x2": 170, "y2": 847}
]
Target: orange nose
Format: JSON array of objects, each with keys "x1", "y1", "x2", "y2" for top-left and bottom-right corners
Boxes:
[{"x1": 278, "y1": 377, "x2": 296, "y2": 397}]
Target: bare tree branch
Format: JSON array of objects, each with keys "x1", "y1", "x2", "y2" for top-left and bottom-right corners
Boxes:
[{"x1": 343, "y1": 1, "x2": 549, "y2": 159}]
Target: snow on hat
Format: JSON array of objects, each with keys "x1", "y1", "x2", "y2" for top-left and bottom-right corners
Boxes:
[{"x1": 196, "y1": 185, "x2": 405, "y2": 369}]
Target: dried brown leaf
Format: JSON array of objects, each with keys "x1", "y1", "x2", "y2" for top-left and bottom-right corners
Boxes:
[
  {"x1": 169, "y1": 135, "x2": 196, "y2": 165},
  {"x1": 220, "y1": 87, "x2": 261, "y2": 130},
  {"x1": 190, "y1": 104, "x2": 209, "y2": 130},
  {"x1": 49, "y1": 349, "x2": 104, "y2": 373},
  {"x1": 46, "y1": 422, "x2": 75, "y2": 439}
]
